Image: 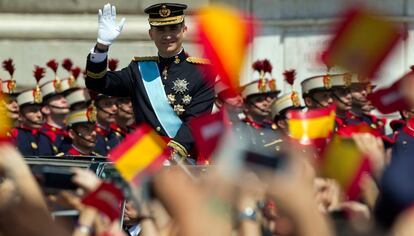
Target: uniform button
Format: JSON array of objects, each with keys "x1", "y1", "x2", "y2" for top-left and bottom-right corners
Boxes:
[
  {"x1": 403, "y1": 140, "x2": 408, "y2": 145},
  {"x1": 260, "y1": 132, "x2": 264, "y2": 136},
  {"x1": 105, "y1": 137, "x2": 108, "y2": 142},
  {"x1": 156, "y1": 127, "x2": 161, "y2": 132},
  {"x1": 106, "y1": 146, "x2": 111, "y2": 150}
]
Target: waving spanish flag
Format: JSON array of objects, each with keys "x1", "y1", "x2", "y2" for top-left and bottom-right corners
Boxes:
[
  {"x1": 321, "y1": 135, "x2": 371, "y2": 200},
  {"x1": 195, "y1": 4, "x2": 255, "y2": 92},
  {"x1": 108, "y1": 124, "x2": 169, "y2": 185},
  {"x1": 322, "y1": 8, "x2": 402, "y2": 78},
  {"x1": 286, "y1": 105, "x2": 336, "y2": 149},
  {"x1": 0, "y1": 93, "x2": 12, "y2": 142}
]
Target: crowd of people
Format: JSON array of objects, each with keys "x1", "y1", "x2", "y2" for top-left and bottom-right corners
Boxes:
[{"x1": 1, "y1": 2, "x2": 414, "y2": 236}]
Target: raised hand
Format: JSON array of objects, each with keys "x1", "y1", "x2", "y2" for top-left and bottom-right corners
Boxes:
[{"x1": 97, "y1": 3, "x2": 126, "y2": 46}]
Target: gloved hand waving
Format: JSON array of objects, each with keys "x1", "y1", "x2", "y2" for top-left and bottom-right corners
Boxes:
[{"x1": 97, "y1": 3, "x2": 126, "y2": 46}]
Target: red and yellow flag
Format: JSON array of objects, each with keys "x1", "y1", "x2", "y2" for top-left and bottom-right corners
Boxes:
[
  {"x1": 322, "y1": 8, "x2": 403, "y2": 78},
  {"x1": 195, "y1": 5, "x2": 255, "y2": 92},
  {"x1": 286, "y1": 105, "x2": 336, "y2": 149},
  {"x1": 108, "y1": 124, "x2": 169, "y2": 185},
  {"x1": 321, "y1": 135, "x2": 371, "y2": 200},
  {"x1": 0, "y1": 93, "x2": 12, "y2": 142}
]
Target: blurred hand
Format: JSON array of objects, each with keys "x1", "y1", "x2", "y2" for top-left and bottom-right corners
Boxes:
[
  {"x1": 123, "y1": 201, "x2": 140, "y2": 226},
  {"x1": 71, "y1": 168, "x2": 101, "y2": 193},
  {"x1": 0, "y1": 178, "x2": 19, "y2": 212},
  {"x1": 55, "y1": 191, "x2": 84, "y2": 211},
  {"x1": 97, "y1": 3, "x2": 126, "y2": 46},
  {"x1": 352, "y1": 133, "x2": 386, "y2": 178},
  {"x1": 314, "y1": 178, "x2": 342, "y2": 213}
]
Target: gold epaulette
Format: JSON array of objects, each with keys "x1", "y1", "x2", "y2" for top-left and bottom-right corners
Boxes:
[
  {"x1": 186, "y1": 57, "x2": 211, "y2": 65},
  {"x1": 133, "y1": 56, "x2": 159, "y2": 62}
]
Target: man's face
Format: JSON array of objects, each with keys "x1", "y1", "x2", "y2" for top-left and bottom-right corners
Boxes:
[
  {"x1": 45, "y1": 95, "x2": 70, "y2": 115},
  {"x1": 305, "y1": 91, "x2": 333, "y2": 109},
  {"x1": 21, "y1": 105, "x2": 43, "y2": 128},
  {"x1": 246, "y1": 94, "x2": 273, "y2": 117},
  {"x1": 331, "y1": 87, "x2": 352, "y2": 112},
  {"x1": 96, "y1": 97, "x2": 118, "y2": 124},
  {"x1": 149, "y1": 24, "x2": 187, "y2": 57},
  {"x1": 116, "y1": 98, "x2": 134, "y2": 120},
  {"x1": 350, "y1": 84, "x2": 368, "y2": 106},
  {"x1": 70, "y1": 123, "x2": 97, "y2": 148}
]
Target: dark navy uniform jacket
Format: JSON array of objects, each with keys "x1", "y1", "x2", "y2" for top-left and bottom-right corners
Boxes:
[
  {"x1": 93, "y1": 124, "x2": 118, "y2": 156},
  {"x1": 40, "y1": 123, "x2": 71, "y2": 154},
  {"x1": 85, "y1": 50, "x2": 216, "y2": 154},
  {"x1": 10, "y1": 126, "x2": 55, "y2": 156}
]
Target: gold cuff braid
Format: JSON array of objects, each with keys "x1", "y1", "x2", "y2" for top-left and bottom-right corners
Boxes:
[
  {"x1": 167, "y1": 140, "x2": 188, "y2": 158},
  {"x1": 86, "y1": 69, "x2": 107, "y2": 79}
]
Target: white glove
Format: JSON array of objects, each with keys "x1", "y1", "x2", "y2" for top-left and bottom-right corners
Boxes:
[{"x1": 97, "y1": 3, "x2": 126, "y2": 46}]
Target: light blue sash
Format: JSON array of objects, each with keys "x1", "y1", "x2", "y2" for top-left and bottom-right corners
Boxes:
[{"x1": 138, "y1": 61, "x2": 182, "y2": 137}]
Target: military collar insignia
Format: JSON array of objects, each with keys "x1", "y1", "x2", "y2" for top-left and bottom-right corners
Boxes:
[
  {"x1": 172, "y1": 78, "x2": 189, "y2": 94},
  {"x1": 186, "y1": 57, "x2": 210, "y2": 65}
]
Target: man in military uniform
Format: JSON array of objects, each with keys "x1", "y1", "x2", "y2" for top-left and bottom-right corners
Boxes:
[
  {"x1": 40, "y1": 79, "x2": 72, "y2": 154},
  {"x1": 66, "y1": 88, "x2": 92, "y2": 111},
  {"x1": 11, "y1": 88, "x2": 54, "y2": 156},
  {"x1": 93, "y1": 94, "x2": 118, "y2": 156},
  {"x1": 348, "y1": 75, "x2": 386, "y2": 134},
  {"x1": 1, "y1": 59, "x2": 19, "y2": 125},
  {"x1": 111, "y1": 97, "x2": 135, "y2": 144},
  {"x1": 238, "y1": 60, "x2": 280, "y2": 149},
  {"x1": 301, "y1": 75, "x2": 334, "y2": 110},
  {"x1": 1, "y1": 79, "x2": 19, "y2": 125},
  {"x1": 329, "y1": 73, "x2": 353, "y2": 129},
  {"x1": 85, "y1": 3, "x2": 215, "y2": 160},
  {"x1": 65, "y1": 108, "x2": 99, "y2": 156}
]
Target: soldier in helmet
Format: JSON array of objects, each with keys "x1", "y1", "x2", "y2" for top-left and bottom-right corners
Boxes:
[
  {"x1": 348, "y1": 75, "x2": 386, "y2": 134},
  {"x1": 39, "y1": 72, "x2": 73, "y2": 154},
  {"x1": 93, "y1": 94, "x2": 118, "y2": 156},
  {"x1": 110, "y1": 97, "x2": 135, "y2": 145},
  {"x1": 10, "y1": 69, "x2": 54, "y2": 156},
  {"x1": 2, "y1": 59, "x2": 20, "y2": 125},
  {"x1": 301, "y1": 73, "x2": 334, "y2": 110},
  {"x1": 238, "y1": 59, "x2": 281, "y2": 149},
  {"x1": 66, "y1": 88, "x2": 92, "y2": 112},
  {"x1": 65, "y1": 108, "x2": 99, "y2": 156}
]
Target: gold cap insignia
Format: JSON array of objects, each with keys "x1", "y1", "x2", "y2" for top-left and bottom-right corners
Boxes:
[
  {"x1": 86, "y1": 105, "x2": 97, "y2": 123},
  {"x1": 291, "y1": 91, "x2": 301, "y2": 107},
  {"x1": 268, "y1": 79, "x2": 277, "y2": 91},
  {"x1": 33, "y1": 86, "x2": 42, "y2": 104},
  {"x1": 343, "y1": 73, "x2": 352, "y2": 87},
  {"x1": 7, "y1": 80, "x2": 16, "y2": 93},
  {"x1": 159, "y1": 5, "x2": 171, "y2": 17},
  {"x1": 323, "y1": 75, "x2": 332, "y2": 89},
  {"x1": 69, "y1": 76, "x2": 77, "y2": 88},
  {"x1": 54, "y1": 79, "x2": 62, "y2": 93},
  {"x1": 258, "y1": 78, "x2": 267, "y2": 93}
]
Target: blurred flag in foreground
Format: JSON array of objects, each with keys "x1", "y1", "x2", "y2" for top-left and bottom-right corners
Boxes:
[
  {"x1": 286, "y1": 105, "x2": 336, "y2": 150},
  {"x1": 82, "y1": 182, "x2": 124, "y2": 222},
  {"x1": 321, "y1": 135, "x2": 371, "y2": 200},
  {"x1": 322, "y1": 7, "x2": 403, "y2": 79},
  {"x1": 195, "y1": 4, "x2": 255, "y2": 93},
  {"x1": 108, "y1": 124, "x2": 169, "y2": 185},
  {"x1": 368, "y1": 68, "x2": 414, "y2": 114},
  {"x1": 0, "y1": 94, "x2": 12, "y2": 142},
  {"x1": 189, "y1": 110, "x2": 229, "y2": 164}
]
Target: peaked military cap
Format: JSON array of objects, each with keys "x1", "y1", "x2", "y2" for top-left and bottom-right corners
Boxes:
[{"x1": 144, "y1": 3, "x2": 187, "y2": 26}]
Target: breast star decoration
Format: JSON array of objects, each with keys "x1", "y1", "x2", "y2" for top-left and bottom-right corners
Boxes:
[
  {"x1": 172, "y1": 78, "x2": 189, "y2": 94},
  {"x1": 182, "y1": 94, "x2": 192, "y2": 105}
]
